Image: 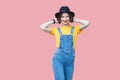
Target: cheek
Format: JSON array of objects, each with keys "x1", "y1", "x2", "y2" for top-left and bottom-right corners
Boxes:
[
  {"x1": 66, "y1": 18, "x2": 70, "y2": 22},
  {"x1": 61, "y1": 18, "x2": 64, "y2": 21},
  {"x1": 61, "y1": 19, "x2": 64, "y2": 23},
  {"x1": 66, "y1": 17, "x2": 70, "y2": 20}
]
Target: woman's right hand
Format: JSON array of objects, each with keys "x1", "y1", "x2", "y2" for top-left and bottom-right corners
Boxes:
[{"x1": 55, "y1": 19, "x2": 58, "y2": 23}]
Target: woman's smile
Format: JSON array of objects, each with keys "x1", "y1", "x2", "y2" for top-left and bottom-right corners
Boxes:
[
  {"x1": 63, "y1": 20, "x2": 68, "y2": 23},
  {"x1": 61, "y1": 13, "x2": 70, "y2": 25}
]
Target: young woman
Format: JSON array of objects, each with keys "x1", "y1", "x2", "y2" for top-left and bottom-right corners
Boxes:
[{"x1": 40, "y1": 6, "x2": 90, "y2": 80}]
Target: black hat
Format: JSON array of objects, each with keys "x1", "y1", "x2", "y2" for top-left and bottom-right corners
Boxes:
[{"x1": 55, "y1": 6, "x2": 75, "y2": 18}]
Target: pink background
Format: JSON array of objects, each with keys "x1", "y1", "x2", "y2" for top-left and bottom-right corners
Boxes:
[{"x1": 0, "y1": 0, "x2": 120, "y2": 80}]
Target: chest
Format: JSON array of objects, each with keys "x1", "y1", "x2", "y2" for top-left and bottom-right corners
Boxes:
[
  {"x1": 60, "y1": 27, "x2": 71, "y2": 34},
  {"x1": 60, "y1": 35, "x2": 73, "y2": 41}
]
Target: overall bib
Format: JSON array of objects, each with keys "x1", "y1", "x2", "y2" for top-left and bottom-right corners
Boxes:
[{"x1": 52, "y1": 27, "x2": 75, "y2": 80}]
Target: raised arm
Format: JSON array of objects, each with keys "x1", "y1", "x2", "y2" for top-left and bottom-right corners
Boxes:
[
  {"x1": 40, "y1": 20, "x2": 54, "y2": 33},
  {"x1": 40, "y1": 19, "x2": 57, "y2": 33},
  {"x1": 74, "y1": 19, "x2": 90, "y2": 30}
]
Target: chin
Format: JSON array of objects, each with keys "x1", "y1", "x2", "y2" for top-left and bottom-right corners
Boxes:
[{"x1": 62, "y1": 22, "x2": 69, "y2": 25}]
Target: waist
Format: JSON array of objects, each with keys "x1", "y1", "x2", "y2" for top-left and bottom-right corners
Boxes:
[{"x1": 56, "y1": 47, "x2": 75, "y2": 53}]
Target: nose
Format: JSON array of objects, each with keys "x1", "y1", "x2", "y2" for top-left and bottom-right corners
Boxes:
[{"x1": 63, "y1": 17, "x2": 68, "y2": 21}]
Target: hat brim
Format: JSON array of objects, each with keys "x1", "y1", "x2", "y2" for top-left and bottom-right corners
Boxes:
[{"x1": 55, "y1": 11, "x2": 75, "y2": 18}]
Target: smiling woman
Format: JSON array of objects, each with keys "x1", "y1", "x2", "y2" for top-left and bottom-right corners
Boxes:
[
  {"x1": 40, "y1": 6, "x2": 90, "y2": 80},
  {"x1": 57, "y1": 13, "x2": 73, "y2": 24}
]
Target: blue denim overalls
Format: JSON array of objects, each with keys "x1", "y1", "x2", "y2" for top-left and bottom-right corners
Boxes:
[{"x1": 52, "y1": 27, "x2": 75, "y2": 80}]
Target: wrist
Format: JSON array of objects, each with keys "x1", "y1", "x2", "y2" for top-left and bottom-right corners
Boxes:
[
  {"x1": 74, "y1": 19, "x2": 77, "y2": 22},
  {"x1": 52, "y1": 19, "x2": 56, "y2": 24},
  {"x1": 73, "y1": 18, "x2": 77, "y2": 22},
  {"x1": 74, "y1": 19, "x2": 80, "y2": 23}
]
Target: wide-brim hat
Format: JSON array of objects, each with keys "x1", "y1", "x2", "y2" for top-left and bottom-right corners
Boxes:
[{"x1": 55, "y1": 6, "x2": 75, "y2": 18}]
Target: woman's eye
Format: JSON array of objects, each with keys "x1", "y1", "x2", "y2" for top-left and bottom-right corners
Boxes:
[{"x1": 66, "y1": 16, "x2": 69, "y2": 17}]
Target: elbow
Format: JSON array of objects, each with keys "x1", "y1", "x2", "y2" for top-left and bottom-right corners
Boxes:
[
  {"x1": 86, "y1": 21, "x2": 90, "y2": 27},
  {"x1": 40, "y1": 25, "x2": 44, "y2": 30},
  {"x1": 83, "y1": 21, "x2": 90, "y2": 29},
  {"x1": 40, "y1": 25, "x2": 48, "y2": 32},
  {"x1": 40, "y1": 25, "x2": 42, "y2": 29},
  {"x1": 88, "y1": 21, "x2": 90, "y2": 25}
]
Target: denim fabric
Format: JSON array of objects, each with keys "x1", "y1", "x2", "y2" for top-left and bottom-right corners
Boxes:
[{"x1": 52, "y1": 27, "x2": 75, "y2": 80}]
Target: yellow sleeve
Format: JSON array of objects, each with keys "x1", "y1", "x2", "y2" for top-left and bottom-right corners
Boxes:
[
  {"x1": 49, "y1": 27, "x2": 56, "y2": 35},
  {"x1": 75, "y1": 25, "x2": 83, "y2": 34}
]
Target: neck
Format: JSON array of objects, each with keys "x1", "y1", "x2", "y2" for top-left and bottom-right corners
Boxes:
[{"x1": 62, "y1": 23, "x2": 70, "y2": 26}]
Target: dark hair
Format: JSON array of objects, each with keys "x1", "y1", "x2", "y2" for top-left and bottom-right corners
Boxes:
[{"x1": 57, "y1": 13, "x2": 74, "y2": 24}]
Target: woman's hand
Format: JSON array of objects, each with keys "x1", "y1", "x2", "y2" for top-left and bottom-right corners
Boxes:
[
  {"x1": 73, "y1": 18, "x2": 80, "y2": 23},
  {"x1": 55, "y1": 19, "x2": 58, "y2": 23},
  {"x1": 52, "y1": 19, "x2": 58, "y2": 24},
  {"x1": 73, "y1": 18, "x2": 90, "y2": 30}
]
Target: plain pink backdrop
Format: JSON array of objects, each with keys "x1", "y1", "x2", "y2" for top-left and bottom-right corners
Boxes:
[{"x1": 0, "y1": 0, "x2": 120, "y2": 80}]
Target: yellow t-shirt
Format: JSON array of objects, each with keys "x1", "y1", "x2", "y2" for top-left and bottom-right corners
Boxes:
[{"x1": 49, "y1": 25, "x2": 82, "y2": 49}]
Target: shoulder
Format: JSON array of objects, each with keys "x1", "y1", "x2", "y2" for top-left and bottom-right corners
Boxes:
[
  {"x1": 49, "y1": 27, "x2": 58, "y2": 35},
  {"x1": 73, "y1": 25, "x2": 83, "y2": 34},
  {"x1": 50, "y1": 27, "x2": 58, "y2": 31}
]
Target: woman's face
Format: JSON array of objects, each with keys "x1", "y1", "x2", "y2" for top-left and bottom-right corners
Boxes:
[{"x1": 61, "y1": 13, "x2": 70, "y2": 25}]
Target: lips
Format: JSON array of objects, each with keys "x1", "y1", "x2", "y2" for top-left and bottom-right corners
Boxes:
[{"x1": 63, "y1": 21, "x2": 68, "y2": 23}]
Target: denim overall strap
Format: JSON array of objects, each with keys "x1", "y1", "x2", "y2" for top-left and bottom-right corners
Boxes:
[
  {"x1": 71, "y1": 27, "x2": 74, "y2": 34},
  {"x1": 57, "y1": 27, "x2": 62, "y2": 34}
]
